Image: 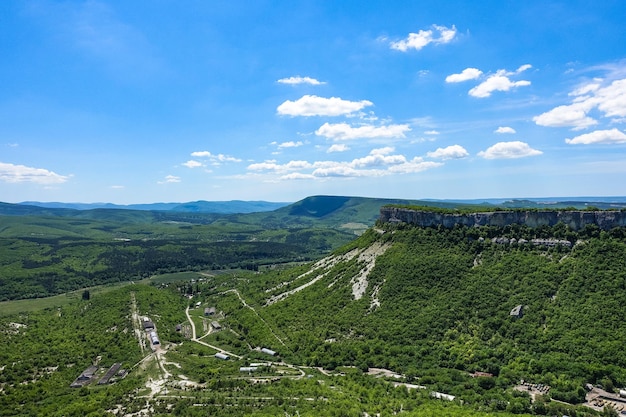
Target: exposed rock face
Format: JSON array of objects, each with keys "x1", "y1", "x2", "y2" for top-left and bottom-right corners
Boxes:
[{"x1": 379, "y1": 207, "x2": 626, "y2": 231}]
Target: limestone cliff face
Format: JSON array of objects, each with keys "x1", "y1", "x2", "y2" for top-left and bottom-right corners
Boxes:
[{"x1": 379, "y1": 207, "x2": 626, "y2": 231}]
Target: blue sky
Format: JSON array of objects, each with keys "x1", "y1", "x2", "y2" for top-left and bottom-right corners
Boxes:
[{"x1": 1, "y1": 1, "x2": 626, "y2": 204}]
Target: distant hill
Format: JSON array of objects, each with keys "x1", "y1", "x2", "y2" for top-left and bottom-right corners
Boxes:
[{"x1": 17, "y1": 200, "x2": 290, "y2": 213}]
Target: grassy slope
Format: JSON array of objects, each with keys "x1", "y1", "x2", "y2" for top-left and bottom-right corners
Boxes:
[{"x1": 254, "y1": 224, "x2": 626, "y2": 391}]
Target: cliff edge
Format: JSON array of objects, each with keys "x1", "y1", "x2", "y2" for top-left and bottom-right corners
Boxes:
[{"x1": 379, "y1": 207, "x2": 626, "y2": 231}]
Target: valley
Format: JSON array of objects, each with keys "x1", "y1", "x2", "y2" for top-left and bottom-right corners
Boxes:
[{"x1": 0, "y1": 197, "x2": 625, "y2": 416}]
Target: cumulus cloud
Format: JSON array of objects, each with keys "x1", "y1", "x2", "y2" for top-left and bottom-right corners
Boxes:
[
  {"x1": 495, "y1": 126, "x2": 516, "y2": 134},
  {"x1": 426, "y1": 145, "x2": 469, "y2": 160},
  {"x1": 533, "y1": 103, "x2": 597, "y2": 130},
  {"x1": 327, "y1": 144, "x2": 350, "y2": 153},
  {"x1": 390, "y1": 25, "x2": 457, "y2": 51},
  {"x1": 277, "y1": 95, "x2": 373, "y2": 117},
  {"x1": 248, "y1": 160, "x2": 312, "y2": 173},
  {"x1": 315, "y1": 122, "x2": 410, "y2": 140},
  {"x1": 478, "y1": 141, "x2": 542, "y2": 159},
  {"x1": 565, "y1": 128, "x2": 626, "y2": 145},
  {"x1": 445, "y1": 68, "x2": 483, "y2": 83},
  {"x1": 469, "y1": 70, "x2": 531, "y2": 98},
  {"x1": 275, "y1": 141, "x2": 303, "y2": 149},
  {"x1": 190, "y1": 150, "x2": 241, "y2": 163},
  {"x1": 183, "y1": 160, "x2": 203, "y2": 168},
  {"x1": 534, "y1": 78, "x2": 626, "y2": 130},
  {"x1": 280, "y1": 172, "x2": 316, "y2": 180},
  {"x1": 158, "y1": 175, "x2": 180, "y2": 184},
  {"x1": 246, "y1": 148, "x2": 441, "y2": 179},
  {"x1": 515, "y1": 64, "x2": 532, "y2": 73},
  {"x1": 277, "y1": 76, "x2": 325, "y2": 85},
  {"x1": 0, "y1": 162, "x2": 69, "y2": 184}
]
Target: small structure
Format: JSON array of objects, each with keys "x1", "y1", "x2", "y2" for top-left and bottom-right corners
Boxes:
[
  {"x1": 215, "y1": 352, "x2": 230, "y2": 360},
  {"x1": 210, "y1": 321, "x2": 221, "y2": 330},
  {"x1": 142, "y1": 320, "x2": 155, "y2": 330},
  {"x1": 204, "y1": 307, "x2": 216, "y2": 316},
  {"x1": 149, "y1": 331, "x2": 160, "y2": 345},
  {"x1": 175, "y1": 324, "x2": 182, "y2": 332},
  {"x1": 261, "y1": 347, "x2": 277, "y2": 356},
  {"x1": 70, "y1": 365, "x2": 98, "y2": 388},
  {"x1": 510, "y1": 305, "x2": 524, "y2": 319},
  {"x1": 98, "y1": 363, "x2": 122, "y2": 385},
  {"x1": 240, "y1": 367, "x2": 258, "y2": 373}
]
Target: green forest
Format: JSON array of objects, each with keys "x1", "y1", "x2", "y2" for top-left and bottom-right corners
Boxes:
[{"x1": 1, "y1": 207, "x2": 626, "y2": 416}]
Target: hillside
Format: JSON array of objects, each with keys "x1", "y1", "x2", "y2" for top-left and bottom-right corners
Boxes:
[
  {"x1": 230, "y1": 215, "x2": 626, "y2": 412},
  {"x1": 1, "y1": 208, "x2": 625, "y2": 415},
  {"x1": 0, "y1": 196, "x2": 482, "y2": 301}
]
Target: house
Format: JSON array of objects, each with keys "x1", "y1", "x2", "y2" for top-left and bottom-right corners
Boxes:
[
  {"x1": 204, "y1": 307, "x2": 216, "y2": 316},
  {"x1": 510, "y1": 305, "x2": 524, "y2": 319},
  {"x1": 142, "y1": 320, "x2": 155, "y2": 330},
  {"x1": 210, "y1": 321, "x2": 221, "y2": 330},
  {"x1": 70, "y1": 365, "x2": 99, "y2": 388},
  {"x1": 240, "y1": 367, "x2": 258, "y2": 373},
  {"x1": 98, "y1": 363, "x2": 122, "y2": 385},
  {"x1": 261, "y1": 347, "x2": 277, "y2": 356},
  {"x1": 215, "y1": 353, "x2": 229, "y2": 360},
  {"x1": 149, "y1": 331, "x2": 160, "y2": 345}
]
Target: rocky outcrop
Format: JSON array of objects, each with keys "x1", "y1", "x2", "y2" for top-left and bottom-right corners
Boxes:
[{"x1": 379, "y1": 207, "x2": 626, "y2": 231}]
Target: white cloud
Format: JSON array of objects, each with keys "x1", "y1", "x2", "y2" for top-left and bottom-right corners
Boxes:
[
  {"x1": 515, "y1": 64, "x2": 533, "y2": 73},
  {"x1": 277, "y1": 95, "x2": 373, "y2": 117},
  {"x1": 248, "y1": 160, "x2": 312, "y2": 173},
  {"x1": 280, "y1": 172, "x2": 316, "y2": 180},
  {"x1": 315, "y1": 122, "x2": 410, "y2": 140},
  {"x1": 390, "y1": 25, "x2": 457, "y2": 52},
  {"x1": 534, "y1": 78, "x2": 626, "y2": 130},
  {"x1": 351, "y1": 149, "x2": 407, "y2": 168},
  {"x1": 426, "y1": 145, "x2": 469, "y2": 160},
  {"x1": 495, "y1": 126, "x2": 516, "y2": 134},
  {"x1": 533, "y1": 102, "x2": 597, "y2": 130},
  {"x1": 565, "y1": 128, "x2": 626, "y2": 145},
  {"x1": 276, "y1": 141, "x2": 303, "y2": 149},
  {"x1": 369, "y1": 147, "x2": 395, "y2": 155},
  {"x1": 388, "y1": 159, "x2": 443, "y2": 174},
  {"x1": 424, "y1": 130, "x2": 440, "y2": 135},
  {"x1": 327, "y1": 144, "x2": 349, "y2": 153},
  {"x1": 478, "y1": 141, "x2": 542, "y2": 159},
  {"x1": 569, "y1": 81, "x2": 601, "y2": 96},
  {"x1": 0, "y1": 162, "x2": 69, "y2": 184},
  {"x1": 183, "y1": 160, "x2": 203, "y2": 168},
  {"x1": 445, "y1": 68, "x2": 483, "y2": 83},
  {"x1": 277, "y1": 76, "x2": 325, "y2": 85},
  {"x1": 110, "y1": 185, "x2": 124, "y2": 189},
  {"x1": 189, "y1": 150, "x2": 241, "y2": 163},
  {"x1": 469, "y1": 71, "x2": 531, "y2": 98},
  {"x1": 158, "y1": 175, "x2": 181, "y2": 184},
  {"x1": 595, "y1": 78, "x2": 626, "y2": 118},
  {"x1": 246, "y1": 148, "x2": 441, "y2": 179}
]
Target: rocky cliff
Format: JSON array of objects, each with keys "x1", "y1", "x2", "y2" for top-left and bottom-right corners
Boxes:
[{"x1": 379, "y1": 207, "x2": 626, "y2": 231}]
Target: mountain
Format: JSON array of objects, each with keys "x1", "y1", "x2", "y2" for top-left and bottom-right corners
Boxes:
[{"x1": 241, "y1": 211, "x2": 626, "y2": 404}]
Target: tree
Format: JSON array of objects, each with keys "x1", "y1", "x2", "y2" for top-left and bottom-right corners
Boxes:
[{"x1": 82, "y1": 290, "x2": 90, "y2": 300}]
